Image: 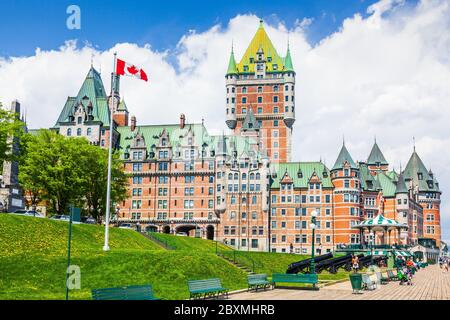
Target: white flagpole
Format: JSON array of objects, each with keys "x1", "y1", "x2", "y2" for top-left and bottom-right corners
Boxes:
[{"x1": 103, "y1": 52, "x2": 117, "y2": 251}]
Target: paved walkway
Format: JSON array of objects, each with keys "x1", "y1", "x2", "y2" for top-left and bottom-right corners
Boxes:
[{"x1": 230, "y1": 265, "x2": 450, "y2": 300}]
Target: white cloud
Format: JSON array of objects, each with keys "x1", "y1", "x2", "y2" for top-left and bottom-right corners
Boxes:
[{"x1": 1, "y1": 0, "x2": 449, "y2": 241}]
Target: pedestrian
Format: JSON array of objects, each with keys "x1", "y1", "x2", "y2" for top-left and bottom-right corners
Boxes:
[
  {"x1": 445, "y1": 258, "x2": 449, "y2": 273},
  {"x1": 352, "y1": 254, "x2": 359, "y2": 273}
]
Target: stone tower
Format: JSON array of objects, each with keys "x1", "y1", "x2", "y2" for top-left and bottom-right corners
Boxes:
[
  {"x1": 225, "y1": 19, "x2": 296, "y2": 163},
  {"x1": 0, "y1": 101, "x2": 25, "y2": 212}
]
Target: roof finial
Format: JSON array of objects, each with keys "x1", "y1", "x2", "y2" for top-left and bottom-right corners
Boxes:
[
  {"x1": 343, "y1": 134, "x2": 345, "y2": 147},
  {"x1": 413, "y1": 136, "x2": 416, "y2": 152},
  {"x1": 90, "y1": 52, "x2": 94, "y2": 68},
  {"x1": 259, "y1": 18, "x2": 264, "y2": 27},
  {"x1": 374, "y1": 135, "x2": 377, "y2": 144}
]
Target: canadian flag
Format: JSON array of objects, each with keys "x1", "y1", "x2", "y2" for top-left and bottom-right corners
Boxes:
[{"x1": 116, "y1": 58, "x2": 148, "y2": 82}]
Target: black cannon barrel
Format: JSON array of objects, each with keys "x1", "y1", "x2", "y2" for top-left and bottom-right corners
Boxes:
[{"x1": 286, "y1": 253, "x2": 333, "y2": 274}]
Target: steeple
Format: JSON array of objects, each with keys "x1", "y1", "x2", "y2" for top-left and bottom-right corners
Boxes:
[
  {"x1": 332, "y1": 142, "x2": 357, "y2": 171},
  {"x1": 395, "y1": 170, "x2": 408, "y2": 194},
  {"x1": 241, "y1": 107, "x2": 260, "y2": 132},
  {"x1": 367, "y1": 141, "x2": 388, "y2": 166},
  {"x1": 226, "y1": 44, "x2": 238, "y2": 75},
  {"x1": 284, "y1": 42, "x2": 294, "y2": 72},
  {"x1": 403, "y1": 148, "x2": 438, "y2": 192}
]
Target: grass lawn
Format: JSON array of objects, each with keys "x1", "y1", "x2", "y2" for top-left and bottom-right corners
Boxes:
[
  {"x1": 0, "y1": 215, "x2": 247, "y2": 300},
  {"x1": 149, "y1": 232, "x2": 231, "y2": 253}
]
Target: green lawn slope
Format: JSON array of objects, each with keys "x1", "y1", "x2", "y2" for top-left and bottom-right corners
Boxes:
[
  {"x1": 0, "y1": 215, "x2": 247, "y2": 300},
  {"x1": 149, "y1": 232, "x2": 231, "y2": 252}
]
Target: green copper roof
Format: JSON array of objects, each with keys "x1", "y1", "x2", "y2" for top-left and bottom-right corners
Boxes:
[
  {"x1": 359, "y1": 163, "x2": 377, "y2": 191},
  {"x1": 283, "y1": 46, "x2": 294, "y2": 72},
  {"x1": 395, "y1": 172, "x2": 408, "y2": 194},
  {"x1": 226, "y1": 49, "x2": 238, "y2": 75},
  {"x1": 117, "y1": 99, "x2": 128, "y2": 112},
  {"x1": 332, "y1": 144, "x2": 358, "y2": 170},
  {"x1": 270, "y1": 162, "x2": 333, "y2": 189},
  {"x1": 367, "y1": 142, "x2": 389, "y2": 166},
  {"x1": 403, "y1": 150, "x2": 439, "y2": 193},
  {"x1": 376, "y1": 172, "x2": 397, "y2": 197},
  {"x1": 236, "y1": 20, "x2": 286, "y2": 73},
  {"x1": 241, "y1": 108, "x2": 260, "y2": 131},
  {"x1": 54, "y1": 67, "x2": 110, "y2": 128}
]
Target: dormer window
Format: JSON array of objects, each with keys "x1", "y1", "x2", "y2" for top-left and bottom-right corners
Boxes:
[
  {"x1": 267, "y1": 57, "x2": 272, "y2": 62},
  {"x1": 161, "y1": 138, "x2": 167, "y2": 146},
  {"x1": 77, "y1": 117, "x2": 82, "y2": 124},
  {"x1": 376, "y1": 162, "x2": 381, "y2": 167},
  {"x1": 243, "y1": 65, "x2": 249, "y2": 72},
  {"x1": 273, "y1": 64, "x2": 278, "y2": 70},
  {"x1": 418, "y1": 173, "x2": 423, "y2": 180},
  {"x1": 249, "y1": 58, "x2": 254, "y2": 63}
]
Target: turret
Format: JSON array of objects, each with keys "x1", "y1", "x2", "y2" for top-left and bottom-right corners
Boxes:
[
  {"x1": 367, "y1": 140, "x2": 389, "y2": 173},
  {"x1": 225, "y1": 47, "x2": 238, "y2": 129},
  {"x1": 283, "y1": 44, "x2": 296, "y2": 128}
]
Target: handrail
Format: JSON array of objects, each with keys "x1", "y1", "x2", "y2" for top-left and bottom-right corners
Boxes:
[
  {"x1": 217, "y1": 249, "x2": 264, "y2": 273},
  {"x1": 144, "y1": 232, "x2": 176, "y2": 250}
]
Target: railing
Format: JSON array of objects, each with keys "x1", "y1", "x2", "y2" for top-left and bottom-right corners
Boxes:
[
  {"x1": 217, "y1": 249, "x2": 264, "y2": 273},
  {"x1": 336, "y1": 244, "x2": 411, "y2": 251},
  {"x1": 144, "y1": 232, "x2": 176, "y2": 250}
]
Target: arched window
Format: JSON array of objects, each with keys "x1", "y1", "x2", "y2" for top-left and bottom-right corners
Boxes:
[
  {"x1": 256, "y1": 173, "x2": 261, "y2": 180},
  {"x1": 77, "y1": 117, "x2": 82, "y2": 124},
  {"x1": 242, "y1": 173, "x2": 247, "y2": 180},
  {"x1": 228, "y1": 173, "x2": 233, "y2": 180},
  {"x1": 234, "y1": 173, "x2": 239, "y2": 180},
  {"x1": 87, "y1": 128, "x2": 92, "y2": 136},
  {"x1": 67, "y1": 128, "x2": 72, "y2": 136},
  {"x1": 250, "y1": 173, "x2": 255, "y2": 180},
  {"x1": 77, "y1": 128, "x2": 82, "y2": 136}
]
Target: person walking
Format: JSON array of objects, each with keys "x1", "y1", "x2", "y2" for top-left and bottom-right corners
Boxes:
[
  {"x1": 352, "y1": 254, "x2": 359, "y2": 273},
  {"x1": 445, "y1": 258, "x2": 449, "y2": 273}
]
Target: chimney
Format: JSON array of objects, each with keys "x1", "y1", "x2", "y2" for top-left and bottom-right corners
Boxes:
[
  {"x1": 131, "y1": 115, "x2": 136, "y2": 132},
  {"x1": 180, "y1": 113, "x2": 186, "y2": 129}
]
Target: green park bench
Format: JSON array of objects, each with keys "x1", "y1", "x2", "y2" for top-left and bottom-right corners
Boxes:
[
  {"x1": 91, "y1": 284, "x2": 160, "y2": 300},
  {"x1": 247, "y1": 274, "x2": 273, "y2": 292},
  {"x1": 188, "y1": 278, "x2": 229, "y2": 300},
  {"x1": 271, "y1": 273, "x2": 318, "y2": 289}
]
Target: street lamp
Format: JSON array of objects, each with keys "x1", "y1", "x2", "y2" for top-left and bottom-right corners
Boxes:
[{"x1": 310, "y1": 210, "x2": 318, "y2": 276}]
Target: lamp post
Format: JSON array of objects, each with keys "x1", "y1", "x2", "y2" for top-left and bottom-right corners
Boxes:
[{"x1": 310, "y1": 210, "x2": 318, "y2": 275}]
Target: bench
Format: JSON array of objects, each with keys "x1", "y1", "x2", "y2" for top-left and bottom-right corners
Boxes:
[
  {"x1": 247, "y1": 274, "x2": 272, "y2": 292},
  {"x1": 271, "y1": 273, "x2": 318, "y2": 289},
  {"x1": 188, "y1": 278, "x2": 229, "y2": 300},
  {"x1": 375, "y1": 271, "x2": 389, "y2": 284},
  {"x1": 91, "y1": 284, "x2": 159, "y2": 300}
]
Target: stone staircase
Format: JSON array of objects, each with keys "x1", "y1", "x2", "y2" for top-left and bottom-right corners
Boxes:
[{"x1": 219, "y1": 254, "x2": 255, "y2": 275}]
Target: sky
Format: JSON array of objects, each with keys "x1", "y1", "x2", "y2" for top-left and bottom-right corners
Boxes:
[{"x1": 0, "y1": 0, "x2": 449, "y2": 242}]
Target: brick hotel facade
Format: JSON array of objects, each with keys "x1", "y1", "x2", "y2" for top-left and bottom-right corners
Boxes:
[{"x1": 50, "y1": 20, "x2": 442, "y2": 253}]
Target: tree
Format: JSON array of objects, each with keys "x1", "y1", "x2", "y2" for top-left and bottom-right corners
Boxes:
[
  {"x1": 0, "y1": 102, "x2": 24, "y2": 169},
  {"x1": 78, "y1": 143, "x2": 128, "y2": 221},
  {"x1": 19, "y1": 129, "x2": 128, "y2": 217}
]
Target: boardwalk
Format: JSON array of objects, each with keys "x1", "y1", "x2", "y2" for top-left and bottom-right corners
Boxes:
[{"x1": 230, "y1": 265, "x2": 450, "y2": 300}]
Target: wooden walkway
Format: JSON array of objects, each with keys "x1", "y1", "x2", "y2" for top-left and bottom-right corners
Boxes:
[{"x1": 230, "y1": 265, "x2": 450, "y2": 300}]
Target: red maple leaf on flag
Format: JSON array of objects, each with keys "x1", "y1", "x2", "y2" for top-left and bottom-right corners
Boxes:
[{"x1": 127, "y1": 65, "x2": 139, "y2": 75}]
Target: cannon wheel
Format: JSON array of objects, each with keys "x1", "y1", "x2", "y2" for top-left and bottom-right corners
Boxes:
[
  {"x1": 329, "y1": 265, "x2": 337, "y2": 274},
  {"x1": 344, "y1": 262, "x2": 352, "y2": 272}
]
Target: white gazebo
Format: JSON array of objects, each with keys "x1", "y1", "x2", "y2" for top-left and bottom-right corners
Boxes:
[{"x1": 353, "y1": 213, "x2": 408, "y2": 247}]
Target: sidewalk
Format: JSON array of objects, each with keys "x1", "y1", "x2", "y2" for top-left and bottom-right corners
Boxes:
[{"x1": 229, "y1": 265, "x2": 450, "y2": 300}]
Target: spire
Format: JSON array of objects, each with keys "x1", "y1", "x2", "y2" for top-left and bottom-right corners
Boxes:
[
  {"x1": 332, "y1": 142, "x2": 357, "y2": 171},
  {"x1": 241, "y1": 107, "x2": 260, "y2": 131},
  {"x1": 226, "y1": 44, "x2": 238, "y2": 75},
  {"x1": 367, "y1": 141, "x2": 388, "y2": 166},
  {"x1": 284, "y1": 41, "x2": 294, "y2": 72},
  {"x1": 403, "y1": 147, "x2": 437, "y2": 192},
  {"x1": 395, "y1": 170, "x2": 408, "y2": 194}
]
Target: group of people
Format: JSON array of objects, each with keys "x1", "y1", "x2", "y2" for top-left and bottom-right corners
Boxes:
[
  {"x1": 439, "y1": 256, "x2": 450, "y2": 272},
  {"x1": 395, "y1": 256, "x2": 419, "y2": 285}
]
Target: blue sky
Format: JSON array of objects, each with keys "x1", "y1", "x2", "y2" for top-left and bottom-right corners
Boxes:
[{"x1": 0, "y1": 0, "x2": 383, "y2": 57}]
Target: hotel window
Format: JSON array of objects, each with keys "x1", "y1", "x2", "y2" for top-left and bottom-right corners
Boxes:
[
  {"x1": 133, "y1": 163, "x2": 143, "y2": 172},
  {"x1": 295, "y1": 221, "x2": 301, "y2": 229},
  {"x1": 251, "y1": 239, "x2": 258, "y2": 249},
  {"x1": 242, "y1": 97, "x2": 247, "y2": 104},
  {"x1": 273, "y1": 130, "x2": 278, "y2": 137},
  {"x1": 326, "y1": 221, "x2": 331, "y2": 229},
  {"x1": 281, "y1": 221, "x2": 286, "y2": 229},
  {"x1": 132, "y1": 188, "x2": 142, "y2": 196},
  {"x1": 77, "y1": 128, "x2": 82, "y2": 136},
  {"x1": 132, "y1": 200, "x2": 142, "y2": 209},
  {"x1": 157, "y1": 212, "x2": 167, "y2": 220},
  {"x1": 242, "y1": 87, "x2": 247, "y2": 93},
  {"x1": 273, "y1": 96, "x2": 278, "y2": 103},
  {"x1": 133, "y1": 176, "x2": 143, "y2": 184},
  {"x1": 257, "y1": 96, "x2": 262, "y2": 103},
  {"x1": 242, "y1": 107, "x2": 247, "y2": 114},
  {"x1": 272, "y1": 235, "x2": 277, "y2": 243},
  {"x1": 344, "y1": 180, "x2": 350, "y2": 188},
  {"x1": 257, "y1": 107, "x2": 262, "y2": 114},
  {"x1": 159, "y1": 176, "x2": 168, "y2": 184},
  {"x1": 271, "y1": 221, "x2": 277, "y2": 229},
  {"x1": 87, "y1": 128, "x2": 92, "y2": 136},
  {"x1": 273, "y1": 85, "x2": 279, "y2": 92},
  {"x1": 67, "y1": 128, "x2": 72, "y2": 136},
  {"x1": 241, "y1": 239, "x2": 247, "y2": 247},
  {"x1": 77, "y1": 117, "x2": 82, "y2": 124},
  {"x1": 274, "y1": 106, "x2": 278, "y2": 113},
  {"x1": 274, "y1": 120, "x2": 278, "y2": 127},
  {"x1": 257, "y1": 86, "x2": 263, "y2": 93}
]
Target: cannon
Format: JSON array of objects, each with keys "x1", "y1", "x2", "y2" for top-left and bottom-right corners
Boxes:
[
  {"x1": 286, "y1": 253, "x2": 333, "y2": 274},
  {"x1": 315, "y1": 254, "x2": 364, "y2": 274}
]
